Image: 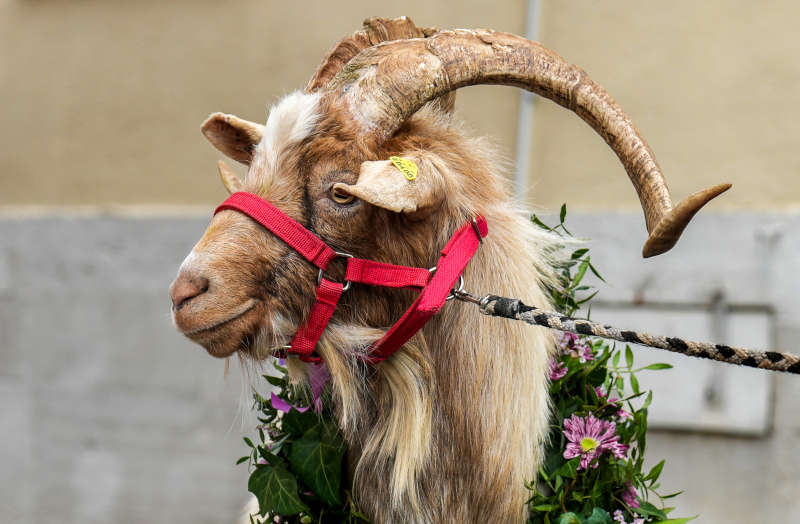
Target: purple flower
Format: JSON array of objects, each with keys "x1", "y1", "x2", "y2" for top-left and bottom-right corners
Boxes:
[
  {"x1": 622, "y1": 481, "x2": 640, "y2": 508},
  {"x1": 559, "y1": 332, "x2": 594, "y2": 362},
  {"x1": 549, "y1": 359, "x2": 568, "y2": 381},
  {"x1": 270, "y1": 392, "x2": 309, "y2": 414},
  {"x1": 559, "y1": 332, "x2": 580, "y2": 351},
  {"x1": 562, "y1": 413, "x2": 629, "y2": 470},
  {"x1": 613, "y1": 509, "x2": 644, "y2": 524},
  {"x1": 307, "y1": 362, "x2": 330, "y2": 413},
  {"x1": 594, "y1": 387, "x2": 629, "y2": 419},
  {"x1": 577, "y1": 341, "x2": 594, "y2": 362}
]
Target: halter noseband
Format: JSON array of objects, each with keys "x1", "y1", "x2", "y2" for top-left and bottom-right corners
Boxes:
[{"x1": 215, "y1": 191, "x2": 487, "y2": 363}]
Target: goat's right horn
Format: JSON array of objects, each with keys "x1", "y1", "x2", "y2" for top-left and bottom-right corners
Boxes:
[{"x1": 327, "y1": 29, "x2": 731, "y2": 257}]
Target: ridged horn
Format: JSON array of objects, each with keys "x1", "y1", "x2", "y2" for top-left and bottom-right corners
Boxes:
[
  {"x1": 306, "y1": 16, "x2": 455, "y2": 114},
  {"x1": 327, "y1": 29, "x2": 730, "y2": 257}
]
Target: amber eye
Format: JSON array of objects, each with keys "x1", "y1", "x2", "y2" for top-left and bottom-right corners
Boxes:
[{"x1": 330, "y1": 186, "x2": 356, "y2": 205}]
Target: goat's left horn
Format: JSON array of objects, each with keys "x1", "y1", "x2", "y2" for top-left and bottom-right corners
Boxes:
[{"x1": 327, "y1": 29, "x2": 731, "y2": 257}]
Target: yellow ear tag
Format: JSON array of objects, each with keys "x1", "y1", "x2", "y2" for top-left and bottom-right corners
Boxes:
[{"x1": 389, "y1": 156, "x2": 418, "y2": 181}]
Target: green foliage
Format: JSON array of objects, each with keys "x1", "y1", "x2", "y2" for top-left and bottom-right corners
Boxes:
[
  {"x1": 239, "y1": 364, "x2": 368, "y2": 523},
  {"x1": 237, "y1": 206, "x2": 692, "y2": 523},
  {"x1": 527, "y1": 209, "x2": 692, "y2": 524}
]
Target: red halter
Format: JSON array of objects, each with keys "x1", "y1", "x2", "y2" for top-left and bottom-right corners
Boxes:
[{"x1": 215, "y1": 191, "x2": 487, "y2": 363}]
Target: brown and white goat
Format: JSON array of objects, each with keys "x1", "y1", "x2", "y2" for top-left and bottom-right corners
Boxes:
[{"x1": 170, "y1": 17, "x2": 728, "y2": 523}]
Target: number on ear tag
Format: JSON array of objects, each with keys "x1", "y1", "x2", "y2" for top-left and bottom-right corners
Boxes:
[{"x1": 389, "y1": 156, "x2": 418, "y2": 181}]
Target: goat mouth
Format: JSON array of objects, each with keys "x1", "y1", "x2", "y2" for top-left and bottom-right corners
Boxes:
[{"x1": 182, "y1": 298, "x2": 260, "y2": 337}]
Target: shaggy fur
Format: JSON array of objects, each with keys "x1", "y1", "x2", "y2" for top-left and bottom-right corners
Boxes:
[{"x1": 172, "y1": 92, "x2": 560, "y2": 522}]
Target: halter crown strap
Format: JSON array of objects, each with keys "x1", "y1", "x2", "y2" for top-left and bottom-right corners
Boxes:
[{"x1": 214, "y1": 191, "x2": 487, "y2": 363}]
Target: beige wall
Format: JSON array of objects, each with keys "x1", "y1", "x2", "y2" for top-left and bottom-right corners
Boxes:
[
  {"x1": 0, "y1": 0, "x2": 524, "y2": 207},
  {"x1": 3, "y1": 1, "x2": 800, "y2": 210},
  {"x1": 531, "y1": 1, "x2": 800, "y2": 211}
]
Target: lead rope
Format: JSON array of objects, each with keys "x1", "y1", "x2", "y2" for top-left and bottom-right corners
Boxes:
[{"x1": 451, "y1": 290, "x2": 800, "y2": 375}]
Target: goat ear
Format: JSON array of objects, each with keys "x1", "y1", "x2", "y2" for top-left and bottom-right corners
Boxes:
[
  {"x1": 333, "y1": 155, "x2": 446, "y2": 214},
  {"x1": 216, "y1": 160, "x2": 243, "y2": 194},
  {"x1": 201, "y1": 113, "x2": 265, "y2": 165}
]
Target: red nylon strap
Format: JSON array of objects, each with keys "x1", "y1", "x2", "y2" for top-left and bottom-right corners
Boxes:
[
  {"x1": 213, "y1": 190, "x2": 487, "y2": 364},
  {"x1": 288, "y1": 278, "x2": 344, "y2": 362},
  {"x1": 345, "y1": 259, "x2": 432, "y2": 289},
  {"x1": 215, "y1": 192, "x2": 336, "y2": 270},
  {"x1": 368, "y1": 216, "x2": 488, "y2": 361}
]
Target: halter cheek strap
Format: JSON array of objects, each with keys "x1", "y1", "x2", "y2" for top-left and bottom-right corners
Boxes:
[{"x1": 214, "y1": 191, "x2": 487, "y2": 363}]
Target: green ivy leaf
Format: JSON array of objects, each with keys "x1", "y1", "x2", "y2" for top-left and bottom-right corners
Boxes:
[
  {"x1": 289, "y1": 424, "x2": 346, "y2": 506},
  {"x1": 559, "y1": 204, "x2": 567, "y2": 224},
  {"x1": 236, "y1": 455, "x2": 250, "y2": 465},
  {"x1": 283, "y1": 409, "x2": 323, "y2": 437},
  {"x1": 587, "y1": 366, "x2": 607, "y2": 387},
  {"x1": 248, "y1": 464, "x2": 309, "y2": 516},
  {"x1": 554, "y1": 458, "x2": 579, "y2": 479},
  {"x1": 584, "y1": 507, "x2": 613, "y2": 524},
  {"x1": 557, "y1": 512, "x2": 581, "y2": 524}
]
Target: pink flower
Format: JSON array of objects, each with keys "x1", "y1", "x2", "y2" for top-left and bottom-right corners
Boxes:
[
  {"x1": 558, "y1": 332, "x2": 580, "y2": 351},
  {"x1": 595, "y1": 387, "x2": 629, "y2": 419},
  {"x1": 549, "y1": 359, "x2": 568, "y2": 380},
  {"x1": 559, "y1": 332, "x2": 594, "y2": 362},
  {"x1": 307, "y1": 362, "x2": 330, "y2": 413},
  {"x1": 622, "y1": 481, "x2": 640, "y2": 508},
  {"x1": 270, "y1": 392, "x2": 309, "y2": 414},
  {"x1": 577, "y1": 342, "x2": 594, "y2": 362},
  {"x1": 613, "y1": 509, "x2": 644, "y2": 524},
  {"x1": 562, "y1": 413, "x2": 629, "y2": 470}
]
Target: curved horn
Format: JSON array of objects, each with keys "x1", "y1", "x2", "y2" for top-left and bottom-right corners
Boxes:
[
  {"x1": 306, "y1": 16, "x2": 455, "y2": 114},
  {"x1": 328, "y1": 30, "x2": 730, "y2": 257}
]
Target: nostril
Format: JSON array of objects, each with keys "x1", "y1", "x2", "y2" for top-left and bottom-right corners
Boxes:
[{"x1": 169, "y1": 273, "x2": 210, "y2": 311}]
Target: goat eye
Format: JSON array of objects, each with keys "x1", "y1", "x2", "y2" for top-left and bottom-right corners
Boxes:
[{"x1": 330, "y1": 186, "x2": 356, "y2": 205}]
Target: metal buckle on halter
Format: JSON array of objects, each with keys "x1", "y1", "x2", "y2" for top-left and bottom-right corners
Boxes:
[
  {"x1": 428, "y1": 266, "x2": 466, "y2": 301},
  {"x1": 317, "y1": 251, "x2": 353, "y2": 292},
  {"x1": 471, "y1": 218, "x2": 483, "y2": 243}
]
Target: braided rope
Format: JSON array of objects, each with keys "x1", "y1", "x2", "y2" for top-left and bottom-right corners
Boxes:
[{"x1": 475, "y1": 295, "x2": 800, "y2": 375}]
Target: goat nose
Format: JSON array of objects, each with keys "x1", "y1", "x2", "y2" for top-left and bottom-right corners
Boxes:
[{"x1": 169, "y1": 272, "x2": 210, "y2": 310}]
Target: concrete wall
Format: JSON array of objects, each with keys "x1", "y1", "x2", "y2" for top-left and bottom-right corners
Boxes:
[{"x1": 0, "y1": 215, "x2": 253, "y2": 523}]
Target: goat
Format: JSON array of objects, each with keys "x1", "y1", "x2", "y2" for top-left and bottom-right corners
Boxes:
[{"x1": 169, "y1": 17, "x2": 729, "y2": 523}]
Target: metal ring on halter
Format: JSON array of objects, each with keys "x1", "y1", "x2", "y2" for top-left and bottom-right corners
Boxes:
[
  {"x1": 446, "y1": 275, "x2": 465, "y2": 301},
  {"x1": 429, "y1": 266, "x2": 466, "y2": 301},
  {"x1": 317, "y1": 251, "x2": 353, "y2": 291}
]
